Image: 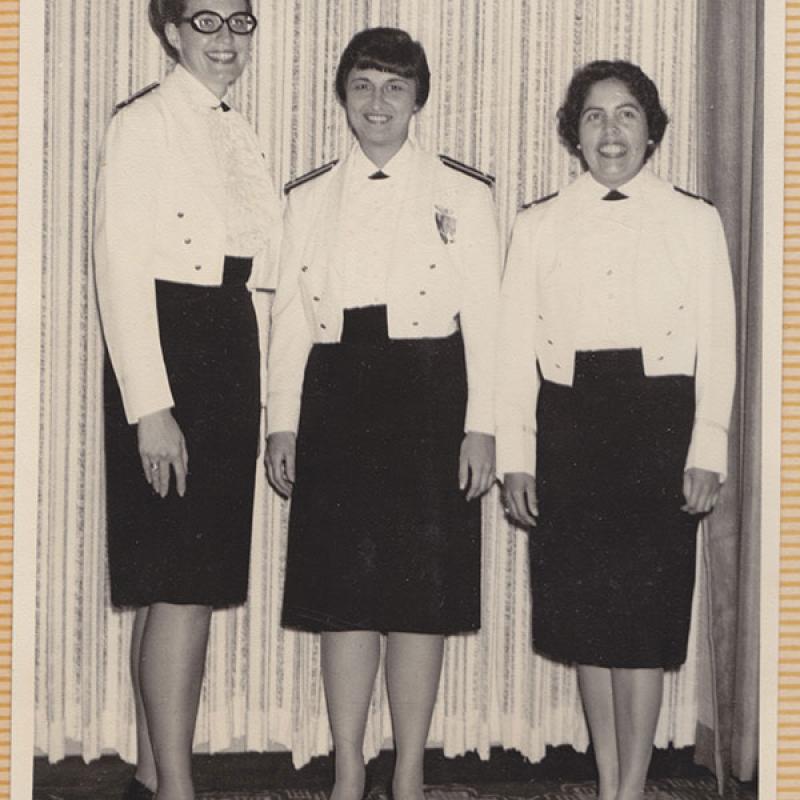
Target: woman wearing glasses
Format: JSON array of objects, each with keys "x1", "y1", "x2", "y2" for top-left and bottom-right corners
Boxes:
[{"x1": 94, "y1": 2, "x2": 280, "y2": 798}]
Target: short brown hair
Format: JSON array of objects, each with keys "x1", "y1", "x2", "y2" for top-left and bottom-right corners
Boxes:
[{"x1": 335, "y1": 28, "x2": 430, "y2": 109}]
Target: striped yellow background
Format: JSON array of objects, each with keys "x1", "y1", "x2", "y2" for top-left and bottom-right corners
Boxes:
[
  {"x1": 787, "y1": 3, "x2": 800, "y2": 798},
  {"x1": 0, "y1": 1, "x2": 787, "y2": 798}
]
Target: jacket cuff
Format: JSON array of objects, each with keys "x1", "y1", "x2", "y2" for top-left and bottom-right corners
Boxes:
[
  {"x1": 122, "y1": 379, "x2": 174, "y2": 425},
  {"x1": 265, "y1": 393, "x2": 301, "y2": 436},
  {"x1": 464, "y1": 396, "x2": 494, "y2": 436},
  {"x1": 684, "y1": 419, "x2": 728, "y2": 481},
  {"x1": 249, "y1": 244, "x2": 279, "y2": 291},
  {"x1": 496, "y1": 425, "x2": 536, "y2": 479}
]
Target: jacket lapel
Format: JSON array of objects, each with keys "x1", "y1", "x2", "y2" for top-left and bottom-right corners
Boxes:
[
  {"x1": 388, "y1": 146, "x2": 436, "y2": 278},
  {"x1": 298, "y1": 158, "x2": 347, "y2": 293},
  {"x1": 636, "y1": 174, "x2": 691, "y2": 305}
]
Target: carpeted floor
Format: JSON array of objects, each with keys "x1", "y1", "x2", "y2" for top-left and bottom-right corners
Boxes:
[
  {"x1": 195, "y1": 782, "x2": 755, "y2": 800},
  {"x1": 33, "y1": 748, "x2": 757, "y2": 800}
]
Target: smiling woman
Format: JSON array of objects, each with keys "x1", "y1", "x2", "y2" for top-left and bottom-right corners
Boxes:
[
  {"x1": 94, "y1": 1, "x2": 281, "y2": 798},
  {"x1": 558, "y1": 60, "x2": 670, "y2": 188},
  {"x1": 496, "y1": 59, "x2": 736, "y2": 800},
  {"x1": 265, "y1": 26, "x2": 500, "y2": 800},
  {"x1": 344, "y1": 70, "x2": 418, "y2": 164},
  {"x1": 163, "y1": 0, "x2": 255, "y2": 98},
  {"x1": 577, "y1": 80, "x2": 650, "y2": 189}
]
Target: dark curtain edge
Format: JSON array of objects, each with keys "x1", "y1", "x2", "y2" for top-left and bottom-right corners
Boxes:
[{"x1": 693, "y1": 0, "x2": 763, "y2": 790}]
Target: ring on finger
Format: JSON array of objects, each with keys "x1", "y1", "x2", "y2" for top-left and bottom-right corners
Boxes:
[{"x1": 150, "y1": 462, "x2": 159, "y2": 472}]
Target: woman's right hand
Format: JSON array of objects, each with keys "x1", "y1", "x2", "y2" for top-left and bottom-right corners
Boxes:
[
  {"x1": 137, "y1": 408, "x2": 188, "y2": 498},
  {"x1": 266, "y1": 431, "x2": 297, "y2": 498},
  {"x1": 502, "y1": 472, "x2": 538, "y2": 528}
]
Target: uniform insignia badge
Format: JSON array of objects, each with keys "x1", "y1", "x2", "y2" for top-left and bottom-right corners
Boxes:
[
  {"x1": 284, "y1": 159, "x2": 339, "y2": 195},
  {"x1": 674, "y1": 185, "x2": 714, "y2": 205},
  {"x1": 434, "y1": 205, "x2": 456, "y2": 244},
  {"x1": 522, "y1": 191, "x2": 558, "y2": 210},
  {"x1": 112, "y1": 82, "x2": 159, "y2": 116},
  {"x1": 438, "y1": 154, "x2": 494, "y2": 188}
]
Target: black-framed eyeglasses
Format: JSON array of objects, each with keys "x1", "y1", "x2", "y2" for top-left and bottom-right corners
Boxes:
[{"x1": 180, "y1": 11, "x2": 258, "y2": 35}]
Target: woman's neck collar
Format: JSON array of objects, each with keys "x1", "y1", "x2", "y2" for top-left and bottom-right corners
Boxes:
[{"x1": 358, "y1": 139, "x2": 409, "y2": 169}]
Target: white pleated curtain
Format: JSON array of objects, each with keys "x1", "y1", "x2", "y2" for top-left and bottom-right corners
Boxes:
[{"x1": 36, "y1": 0, "x2": 702, "y2": 766}]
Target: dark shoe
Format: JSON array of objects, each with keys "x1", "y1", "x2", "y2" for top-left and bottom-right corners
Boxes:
[{"x1": 123, "y1": 776, "x2": 155, "y2": 800}]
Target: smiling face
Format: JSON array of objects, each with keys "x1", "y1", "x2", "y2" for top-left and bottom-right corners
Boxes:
[
  {"x1": 166, "y1": 0, "x2": 253, "y2": 99},
  {"x1": 578, "y1": 78, "x2": 650, "y2": 189},
  {"x1": 345, "y1": 68, "x2": 418, "y2": 167}
]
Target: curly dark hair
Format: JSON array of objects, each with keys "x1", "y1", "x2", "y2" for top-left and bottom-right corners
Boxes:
[
  {"x1": 335, "y1": 27, "x2": 431, "y2": 109},
  {"x1": 148, "y1": 0, "x2": 253, "y2": 62},
  {"x1": 557, "y1": 60, "x2": 669, "y2": 166}
]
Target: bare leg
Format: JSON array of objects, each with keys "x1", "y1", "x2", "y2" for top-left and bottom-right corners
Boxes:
[
  {"x1": 386, "y1": 632, "x2": 445, "y2": 800},
  {"x1": 139, "y1": 602, "x2": 212, "y2": 800},
  {"x1": 612, "y1": 667, "x2": 663, "y2": 800},
  {"x1": 322, "y1": 631, "x2": 382, "y2": 800},
  {"x1": 131, "y1": 606, "x2": 157, "y2": 791},
  {"x1": 576, "y1": 664, "x2": 619, "y2": 800}
]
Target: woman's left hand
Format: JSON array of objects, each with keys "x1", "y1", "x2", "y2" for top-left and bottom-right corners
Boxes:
[
  {"x1": 682, "y1": 467, "x2": 722, "y2": 514},
  {"x1": 459, "y1": 432, "x2": 496, "y2": 501}
]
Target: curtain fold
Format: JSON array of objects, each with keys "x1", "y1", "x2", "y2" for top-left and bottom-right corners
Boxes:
[
  {"x1": 35, "y1": 0, "x2": 705, "y2": 768},
  {"x1": 695, "y1": 0, "x2": 762, "y2": 786}
]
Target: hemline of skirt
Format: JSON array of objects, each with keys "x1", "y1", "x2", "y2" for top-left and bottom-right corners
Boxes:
[
  {"x1": 111, "y1": 591, "x2": 249, "y2": 611},
  {"x1": 282, "y1": 607, "x2": 481, "y2": 636},
  {"x1": 531, "y1": 640, "x2": 689, "y2": 671}
]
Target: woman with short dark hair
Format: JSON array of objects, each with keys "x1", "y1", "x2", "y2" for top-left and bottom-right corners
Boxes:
[
  {"x1": 266, "y1": 26, "x2": 499, "y2": 800},
  {"x1": 95, "y1": 1, "x2": 280, "y2": 798},
  {"x1": 556, "y1": 60, "x2": 669, "y2": 164},
  {"x1": 497, "y1": 60, "x2": 736, "y2": 800},
  {"x1": 333, "y1": 26, "x2": 432, "y2": 107}
]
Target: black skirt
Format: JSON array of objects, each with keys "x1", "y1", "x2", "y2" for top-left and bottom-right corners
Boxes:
[
  {"x1": 104, "y1": 257, "x2": 261, "y2": 608},
  {"x1": 531, "y1": 349, "x2": 698, "y2": 668},
  {"x1": 281, "y1": 305, "x2": 481, "y2": 634}
]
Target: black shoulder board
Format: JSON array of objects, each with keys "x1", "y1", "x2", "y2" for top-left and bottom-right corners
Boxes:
[
  {"x1": 284, "y1": 160, "x2": 339, "y2": 195},
  {"x1": 522, "y1": 191, "x2": 558, "y2": 210},
  {"x1": 438, "y1": 154, "x2": 494, "y2": 188},
  {"x1": 113, "y1": 82, "x2": 159, "y2": 116},
  {"x1": 673, "y1": 186, "x2": 714, "y2": 206}
]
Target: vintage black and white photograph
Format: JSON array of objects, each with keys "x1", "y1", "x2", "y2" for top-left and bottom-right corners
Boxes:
[{"x1": 13, "y1": 1, "x2": 775, "y2": 799}]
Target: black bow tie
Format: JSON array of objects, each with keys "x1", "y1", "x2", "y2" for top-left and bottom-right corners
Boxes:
[
  {"x1": 218, "y1": 102, "x2": 230, "y2": 112},
  {"x1": 368, "y1": 170, "x2": 389, "y2": 180},
  {"x1": 602, "y1": 189, "x2": 627, "y2": 201}
]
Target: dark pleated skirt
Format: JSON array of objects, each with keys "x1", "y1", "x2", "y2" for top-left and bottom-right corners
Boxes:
[
  {"x1": 104, "y1": 257, "x2": 261, "y2": 609},
  {"x1": 282, "y1": 305, "x2": 481, "y2": 634},
  {"x1": 531, "y1": 349, "x2": 699, "y2": 668}
]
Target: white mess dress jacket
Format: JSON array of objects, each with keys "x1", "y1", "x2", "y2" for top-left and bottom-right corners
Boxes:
[
  {"x1": 267, "y1": 141, "x2": 501, "y2": 437},
  {"x1": 496, "y1": 168, "x2": 736, "y2": 479},
  {"x1": 94, "y1": 65, "x2": 282, "y2": 423}
]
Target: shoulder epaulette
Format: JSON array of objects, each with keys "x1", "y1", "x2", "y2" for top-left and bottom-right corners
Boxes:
[
  {"x1": 522, "y1": 191, "x2": 559, "y2": 210},
  {"x1": 673, "y1": 185, "x2": 714, "y2": 206},
  {"x1": 113, "y1": 82, "x2": 160, "y2": 116},
  {"x1": 438, "y1": 154, "x2": 494, "y2": 188},
  {"x1": 284, "y1": 160, "x2": 339, "y2": 195}
]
